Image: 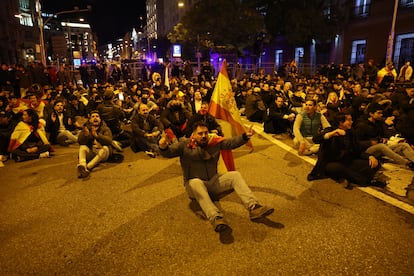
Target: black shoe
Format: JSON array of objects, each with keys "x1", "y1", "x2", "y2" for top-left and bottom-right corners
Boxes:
[
  {"x1": 370, "y1": 179, "x2": 387, "y2": 188},
  {"x1": 249, "y1": 204, "x2": 274, "y2": 221},
  {"x1": 77, "y1": 165, "x2": 90, "y2": 178},
  {"x1": 212, "y1": 216, "x2": 230, "y2": 232}
]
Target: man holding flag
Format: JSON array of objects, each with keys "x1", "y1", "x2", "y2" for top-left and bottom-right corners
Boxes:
[
  {"x1": 158, "y1": 121, "x2": 274, "y2": 233},
  {"x1": 208, "y1": 59, "x2": 253, "y2": 171}
]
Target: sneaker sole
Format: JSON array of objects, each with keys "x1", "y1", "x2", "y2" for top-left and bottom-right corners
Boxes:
[
  {"x1": 215, "y1": 223, "x2": 231, "y2": 233},
  {"x1": 250, "y1": 208, "x2": 274, "y2": 221}
]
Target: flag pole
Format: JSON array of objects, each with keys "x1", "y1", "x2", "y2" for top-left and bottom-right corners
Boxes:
[{"x1": 386, "y1": 0, "x2": 399, "y2": 63}]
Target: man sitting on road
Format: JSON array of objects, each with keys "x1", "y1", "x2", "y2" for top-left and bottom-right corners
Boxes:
[
  {"x1": 45, "y1": 99, "x2": 78, "y2": 146},
  {"x1": 263, "y1": 96, "x2": 296, "y2": 136},
  {"x1": 158, "y1": 121, "x2": 274, "y2": 233},
  {"x1": 130, "y1": 103, "x2": 164, "y2": 158},
  {"x1": 308, "y1": 112, "x2": 385, "y2": 188},
  {"x1": 293, "y1": 99, "x2": 331, "y2": 155},
  {"x1": 77, "y1": 110, "x2": 113, "y2": 178}
]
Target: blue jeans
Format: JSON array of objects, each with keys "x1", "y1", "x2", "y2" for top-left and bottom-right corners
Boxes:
[
  {"x1": 185, "y1": 171, "x2": 259, "y2": 222},
  {"x1": 366, "y1": 143, "x2": 412, "y2": 165}
]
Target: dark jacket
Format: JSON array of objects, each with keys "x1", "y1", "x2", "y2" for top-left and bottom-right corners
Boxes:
[
  {"x1": 131, "y1": 113, "x2": 164, "y2": 137},
  {"x1": 45, "y1": 111, "x2": 76, "y2": 144},
  {"x1": 354, "y1": 117, "x2": 384, "y2": 151},
  {"x1": 77, "y1": 121, "x2": 112, "y2": 150},
  {"x1": 308, "y1": 127, "x2": 370, "y2": 180},
  {"x1": 97, "y1": 101, "x2": 125, "y2": 135},
  {"x1": 160, "y1": 134, "x2": 249, "y2": 183}
]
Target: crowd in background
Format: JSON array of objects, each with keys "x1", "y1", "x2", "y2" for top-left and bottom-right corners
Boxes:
[{"x1": 1, "y1": 58, "x2": 413, "y2": 180}]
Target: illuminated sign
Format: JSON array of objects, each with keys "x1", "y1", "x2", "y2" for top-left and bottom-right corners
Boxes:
[{"x1": 172, "y1": 44, "x2": 181, "y2": 57}]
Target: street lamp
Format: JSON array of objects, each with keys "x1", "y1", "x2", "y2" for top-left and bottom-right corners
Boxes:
[{"x1": 38, "y1": 1, "x2": 91, "y2": 65}]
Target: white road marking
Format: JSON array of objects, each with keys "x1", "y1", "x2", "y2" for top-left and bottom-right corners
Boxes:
[{"x1": 243, "y1": 119, "x2": 414, "y2": 215}]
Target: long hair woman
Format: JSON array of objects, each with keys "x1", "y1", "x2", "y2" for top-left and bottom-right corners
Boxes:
[{"x1": 8, "y1": 108, "x2": 52, "y2": 162}]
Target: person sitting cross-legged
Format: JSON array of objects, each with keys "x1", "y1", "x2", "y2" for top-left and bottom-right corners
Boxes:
[
  {"x1": 293, "y1": 99, "x2": 331, "y2": 155},
  {"x1": 77, "y1": 110, "x2": 113, "y2": 178},
  {"x1": 355, "y1": 103, "x2": 414, "y2": 171},
  {"x1": 158, "y1": 121, "x2": 274, "y2": 233},
  {"x1": 8, "y1": 109, "x2": 52, "y2": 162},
  {"x1": 308, "y1": 112, "x2": 386, "y2": 188},
  {"x1": 45, "y1": 99, "x2": 78, "y2": 146},
  {"x1": 130, "y1": 103, "x2": 164, "y2": 158},
  {"x1": 263, "y1": 96, "x2": 295, "y2": 136}
]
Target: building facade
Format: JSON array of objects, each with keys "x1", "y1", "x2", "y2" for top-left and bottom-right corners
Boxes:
[{"x1": 0, "y1": 0, "x2": 41, "y2": 65}]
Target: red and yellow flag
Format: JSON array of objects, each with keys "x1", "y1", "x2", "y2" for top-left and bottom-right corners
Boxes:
[{"x1": 209, "y1": 59, "x2": 252, "y2": 171}]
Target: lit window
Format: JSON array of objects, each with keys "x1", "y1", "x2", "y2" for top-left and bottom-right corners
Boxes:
[
  {"x1": 400, "y1": 0, "x2": 414, "y2": 7},
  {"x1": 350, "y1": 39, "x2": 366, "y2": 64},
  {"x1": 354, "y1": 0, "x2": 371, "y2": 17},
  {"x1": 18, "y1": 13, "x2": 33, "y2": 26},
  {"x1": 295, "y1": 47, "x2": 304, "y2": 66},
  {"x1": 275, "y1": 50, "x2": 283, "y2": 69},
  {"x1": 394, "y1": 33, "x2": 414, "y2": 68}
]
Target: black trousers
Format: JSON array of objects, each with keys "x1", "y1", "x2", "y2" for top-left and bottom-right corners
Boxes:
[{"x1": 325, "y1": 159, "x2": 379, "y2": 186}]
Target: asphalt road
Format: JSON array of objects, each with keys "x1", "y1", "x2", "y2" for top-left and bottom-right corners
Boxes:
[{"x1": 1, "y1": 132, "x2": 414, "y2": 275}]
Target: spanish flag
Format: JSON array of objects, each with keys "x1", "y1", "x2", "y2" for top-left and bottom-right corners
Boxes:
[{"x1": 209, "y1": 59, "x2": 252, "y2": 171}]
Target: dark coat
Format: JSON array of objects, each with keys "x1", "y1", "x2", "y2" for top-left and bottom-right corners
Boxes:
[{"x1": 308, "y1": 127, "x2": 370, "y2": 180}]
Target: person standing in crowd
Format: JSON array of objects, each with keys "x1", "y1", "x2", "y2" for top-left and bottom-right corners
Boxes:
[
  {"x1": 377, "y1": 61, "x2": 397, "y2": 88},
  {"x1": 398, "y1": 83, "x2": 414, "y2": 145},
  {"x1": 56, "y1": 65, "x2": 73, "y2": 86},
  {"x1": 307, "y1": 112, "x2": 385, "y2": 188},
  {"x1": 183, "y1": 60, "x2": 194, "y2": 81},
  {"x1": 158, "y1": 121, "x2": 274, "y2": 233},
  {"x1": 0, "y1": 63, "x2": 15, "y2": 94},
  {"x1": 15, "y1": 64, "x2": 33, "y2": 99},
  {"x1": 200, "y1": 61, "x2": 214, "y2": 81},
  {"x1": 8, "y1": 109, "x2": 51, "y2": 162},
  {"x1": 398, "y1": 61, "x2": 413, "y2": 82},
  {"x1": 293, "y1": 99, "x2": 331, "y2": 156},
  {"x1": 77, "y1": 110, "x2": 113, "y2": 178},
  {"x1": 364, "y1": 58, "x2": 378, "y2": 83},
  {"x1": 79, "y1": 62, "x2": 90, "y2": 88}
]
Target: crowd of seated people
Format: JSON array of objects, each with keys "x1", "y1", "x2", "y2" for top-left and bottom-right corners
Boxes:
[{"x1": 0, "y1": 59, "x2": 413, "y2": 184}]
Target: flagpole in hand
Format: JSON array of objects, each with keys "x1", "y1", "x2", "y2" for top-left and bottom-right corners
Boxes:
[{"x1": 246, "y1": 125, "x2": 255, "y2": 138}]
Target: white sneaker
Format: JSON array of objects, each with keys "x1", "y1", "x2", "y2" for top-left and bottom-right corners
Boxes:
[
  {"x1": 39, "y1": 151, "x2": 50, "y2": 158},
  {"x1": 145, "y1": 150, "x2": 156, "y2": 158}
]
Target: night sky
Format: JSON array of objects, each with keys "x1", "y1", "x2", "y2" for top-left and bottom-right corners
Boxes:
[{"x1": 41, "y1": 0, "x2": 146, "y2": 45}]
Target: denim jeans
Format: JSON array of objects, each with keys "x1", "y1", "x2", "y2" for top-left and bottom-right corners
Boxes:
[
  {"x1": 185, "y1": 171, "x2": 259, "y2": 222},
  {"x1": 78, "y1": 145, "x2": 110, "y2": 170},
  {"x1": 366, "y1": 143, "x2": 411, "y2": 165}
]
